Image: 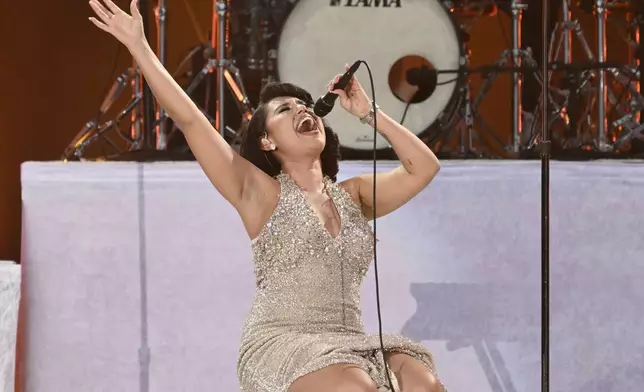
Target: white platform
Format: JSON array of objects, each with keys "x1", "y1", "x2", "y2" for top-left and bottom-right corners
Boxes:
[
  {"x1": 20, "y1": 160, "x2": 644, "y2": 392},
  {"x1": 0, "y1": 261, "x2": 20, "y2": 392}
]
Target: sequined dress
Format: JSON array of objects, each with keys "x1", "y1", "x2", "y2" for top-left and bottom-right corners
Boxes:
[{"x1": 236, "y1": 173, "x2": 441, "y2": 392}]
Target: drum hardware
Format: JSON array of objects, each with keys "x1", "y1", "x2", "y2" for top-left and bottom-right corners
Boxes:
[
  {"x1": 62, "y1": 65, "x2": 142, "y2": 160},
  {"x1": 596, "y1": 0, "x2": 610, "y2": 149},
  {"x1": 276, "y1": 0, "x2": 463, "y2": 154},
  {"x1": 63, "y1": 0, "x2": 254, "y2": 160},
  {"x1": 63, "y1": 0, "x2": 170, "y2": 160},
  {"x1": 245, "y1": 0, "x2": 263, "y2": 71},
  {"x1": 154, "y1": 0, "x2": 168, "y2": 150},
  {"x1": 428, "y1": 31, "x2": 508, "y2": 157},
  {"x1": 138, "y1": 0, "x2": 158, "y2": 152},
  {"x1": 434, "y1": 0, "x2": 529, "y2": 155},
  {"x1": 526, "y1": 0, "x2": 644, "y2": 153},
  {"x1": 510, "y1": 0, "x2": 528, "y2": 153},
  {"x1": 525, "y1": 60, "x2": 644, "y2": 152},
  {"x1": 209, "y1": 0, "x2": 255, "y2": 138},
  {"x1": 63, "y1": 95, "x2": 143, "y2": 160},
  {"x1": 561, "y1": 0, "x2": 573, "y2": 64},
  {"x1": 469, "y1": 49, "x2": 541, "y2": 154},
  {"x1": 442, "y1": 0, "x2": 498, "y2": 14}
]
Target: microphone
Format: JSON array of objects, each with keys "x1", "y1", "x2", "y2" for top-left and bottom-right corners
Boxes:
[
  {"x1": 313, "y1": 60, "x2": 361, "y2": 117},
  {"x1": 406, "y1": 66, "x2": 437, "y2": 99}
]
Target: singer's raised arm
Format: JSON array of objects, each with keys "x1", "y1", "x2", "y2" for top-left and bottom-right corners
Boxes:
[
  {"x1": 342, "y1": 108, "x2": 441, "y2": 220},
  {"x1": 88, "y1": 0, "x2": 274, "y2": 215},
  {"x1": 326, "y1": 67, "x2": 440, "y2": 220}
]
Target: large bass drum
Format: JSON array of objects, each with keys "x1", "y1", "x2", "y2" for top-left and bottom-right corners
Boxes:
[{"x1": 277, "y1": 0, "x2": 463, "y2": 153}]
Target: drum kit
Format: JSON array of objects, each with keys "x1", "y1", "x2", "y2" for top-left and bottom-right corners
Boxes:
[{"x1": 62, "y1": 0, "x2": 644, "y2": 160}]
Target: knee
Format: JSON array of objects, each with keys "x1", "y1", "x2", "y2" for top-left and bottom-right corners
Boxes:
[
  {"x1": 405, "y1": 374, "x2": 443, "y2": 392},
  {"x1": 334, "y1": 376, "x2": 378, "y2": 392}
]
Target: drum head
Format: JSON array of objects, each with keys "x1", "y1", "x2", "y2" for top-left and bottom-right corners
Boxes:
[{"x1": 277, "y1": 0, "x2": 461, "y2": 151}]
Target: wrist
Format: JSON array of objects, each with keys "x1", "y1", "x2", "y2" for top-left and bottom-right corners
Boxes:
[
  {"x1": 127, "y1": 38, "x2": 151, "y2": 56},
  {"x1": 358, "y1": 103, "x2": 380, "y2": 125}
]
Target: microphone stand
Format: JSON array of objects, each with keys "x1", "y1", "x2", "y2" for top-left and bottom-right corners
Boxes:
[{"x1": 539, "y1": 1, "x2": 551, "y2": 392}]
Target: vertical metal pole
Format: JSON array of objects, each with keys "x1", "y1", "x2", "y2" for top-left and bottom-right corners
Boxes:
[
  {"x1": 629, "y1": 12, "x2": 641, "y2": 123},
  {"x1": 138, "y1": 0, "x2": 156, "y2": 150},
  {"x1": 131, "y1": 63, "x2": 143, "y2": 148},
  {"x1": 540, "y1": 0, "x2": 550, "y2": 390},
  {"x1": 155, "y1": 0, "x2": 168, "y2": 150},
  {"x1": 595, "y1": 0, "x2": 608, "y2": 147},
  {"x1": 215, "y1": 0, "x2": 227, "y2": 136},
  {"x1": 562, "y1": 0, "x2": 572, "y2": 64},
  {"x1": 511, "y1": 0, "x2": 525, "y2": 152}
]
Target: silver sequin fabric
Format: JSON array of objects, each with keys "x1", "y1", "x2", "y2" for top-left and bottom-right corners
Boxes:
[{"x1": 236, "y1": 173, "x2": 442, "y2": 392}]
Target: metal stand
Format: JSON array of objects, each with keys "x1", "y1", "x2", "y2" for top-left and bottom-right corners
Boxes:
[
  {"x1": 139, "y1": 0, "x2": 156, "y2": 150},
  {"x1": 595, "y1": 0, "x2": 609, "y2": 149},
  {"x1": 561, "y1": 0, "x2": 573, "y2": 64},
  {"x1": 530, "y1": 1, "x2": 644, "y2": 152},
  {"x1": 204, "y1": 0, "x2": 254, "y2": 137},
  {"x1": 62, "y1": 0, "x2": 193, "y2": 160},
  {"x1": 61, "y1": 0, "x2": 255, "y2": 160},
  {"x1": 430, "y1": 31, "x2": 508, "y2": 157},
  {"x1": 539, "y1": 3, "x2": 550, "y2": 392},
  {"x1": 462, "y1": 47, "x2": 540, "y2": 153},
  {"x1": 131, "y1": 66, "x2": 144, "y2": 149},
  {"x1": 511, "y1": 0, "x2": 529, "y2": 152},
  {"x1": 155, "y1": 0, "x2": 168, "y2": 150}
]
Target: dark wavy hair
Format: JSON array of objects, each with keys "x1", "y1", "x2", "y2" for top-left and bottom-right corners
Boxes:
[{"x1": 237, "y1": 82, "x2": 341, "y2": 182}]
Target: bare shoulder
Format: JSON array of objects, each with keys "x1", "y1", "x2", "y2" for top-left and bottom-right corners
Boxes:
[
  {"x1": 237, "y1": 170, "x2": 281, "y2": 240},
  {"x1": 337, "y1": 176, "x2": 363, "y2": 206}
]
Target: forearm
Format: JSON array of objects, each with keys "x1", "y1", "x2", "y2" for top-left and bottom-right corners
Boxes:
[
  {"x1": 367, "y1": 110, "x2": 440, "y2": 177},
  {"x1": 128, "y1": 40, "x2": 204, "y2": 130}
]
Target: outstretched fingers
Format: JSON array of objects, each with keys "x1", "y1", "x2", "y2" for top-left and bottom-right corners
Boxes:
[
  {"x1": 130, "y1": 0, "x2": 142, "y2": 19},
  {"x1": 89, "y1": 0, "x2": 113, "y2": 24},
  {"x1": 88, "y1": 16, "x2": 110, "y2": 32},
  {"x1": 102, "y1": 0, "x2": 124, "y2": 14}
]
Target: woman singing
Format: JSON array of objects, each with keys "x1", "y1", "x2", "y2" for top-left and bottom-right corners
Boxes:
[{"x1": 88, "y1": 1, "x2": 445, "y2": 391}]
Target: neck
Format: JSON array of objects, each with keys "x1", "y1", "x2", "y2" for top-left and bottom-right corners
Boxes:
[{"x1": 281, "y1": 159, "x2": 325, "y2": 193}]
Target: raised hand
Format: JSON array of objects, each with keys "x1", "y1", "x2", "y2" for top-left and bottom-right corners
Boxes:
[
  {"x1": 89, "y1": 0, "x2": 145, "y2": 50},
  {"x1": 327, "y1": 64, "x2": 373, "y2": 120}
]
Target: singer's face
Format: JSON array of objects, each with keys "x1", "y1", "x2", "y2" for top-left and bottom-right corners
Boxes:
[{"x1": 264, "y1": 97, "x2": 326, "y2": 156}]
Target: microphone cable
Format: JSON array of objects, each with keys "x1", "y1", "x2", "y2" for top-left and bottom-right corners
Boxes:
[{"x1": 357, "y1": 60, "x2": 397, "y2": 392}]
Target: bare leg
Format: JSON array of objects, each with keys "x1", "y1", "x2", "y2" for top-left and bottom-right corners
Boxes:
[
  {"x1": 288, "y1": 364, "x2": 378, "y2": 392},
  {"x1": 386, "y1": 352, "x2": 443, "y2": 392}
]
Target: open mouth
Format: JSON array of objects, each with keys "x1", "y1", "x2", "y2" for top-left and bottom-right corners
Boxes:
[{"x1": 295, "y1": 116, "x2": 320, "y2": 135}]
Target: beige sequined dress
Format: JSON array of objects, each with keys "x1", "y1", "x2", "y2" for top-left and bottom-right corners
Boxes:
[{"x1": 236, "y1": 173, "x2": 441, "y2": 392}]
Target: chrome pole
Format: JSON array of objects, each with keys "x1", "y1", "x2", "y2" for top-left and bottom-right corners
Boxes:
[
  {"x1": 155, "y1": 0, "x2": 168, "y2": 150},
  {"x1": 562, "y1": 0, "x2": 572, "y2": 64},
  {"x1": 595, "y1": 0, "x2": 608, "y2": 147},
  {"x1": 511, "y1": 0, "x2": 528, "y2": 152}
]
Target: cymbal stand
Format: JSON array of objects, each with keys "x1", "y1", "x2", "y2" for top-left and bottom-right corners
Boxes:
[
  {"x1": 612, "y1": 9, "x2": 644, "y2": 147},
  {"x1": 530, "y1": 1, "x2": 644, "y2": 151},
  {"x1": 510, "y1": 0, "x2": 529, "y2": 152},
  {"x1": 528, "y1": 0, "x2": 595, "y2": 148},
  {"x1": 561, "y1": 0, "x2": 573, "y2": 64},
  {"x1": 154, "y1": 0, "x2": 168, "y2": 150},
  {"x1": 130, "y1": 67, "x2": 144, "y2": 150},
  {"x1": 70, "y1": 95, "x2": 143, "y2": 159},
  {"x1": 466, "y1": 46, "x2": 541, "y2": 153},
  {"x1": 430, "y1": 31, "x2": 507, "y2": 157},
  {"x1": 209, "y1": 0, "x2": 253, "y2": 137},
  {"x1": 62, "y1": 67, "x2": 139, "y2": 160},
  {"x1": 596, "y1": 0, "x2": 609, "y2": 149}
]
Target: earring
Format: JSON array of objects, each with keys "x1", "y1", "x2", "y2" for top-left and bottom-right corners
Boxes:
[{"x1": 260, "y1": 133, "x2": 274, "y2": 151}]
